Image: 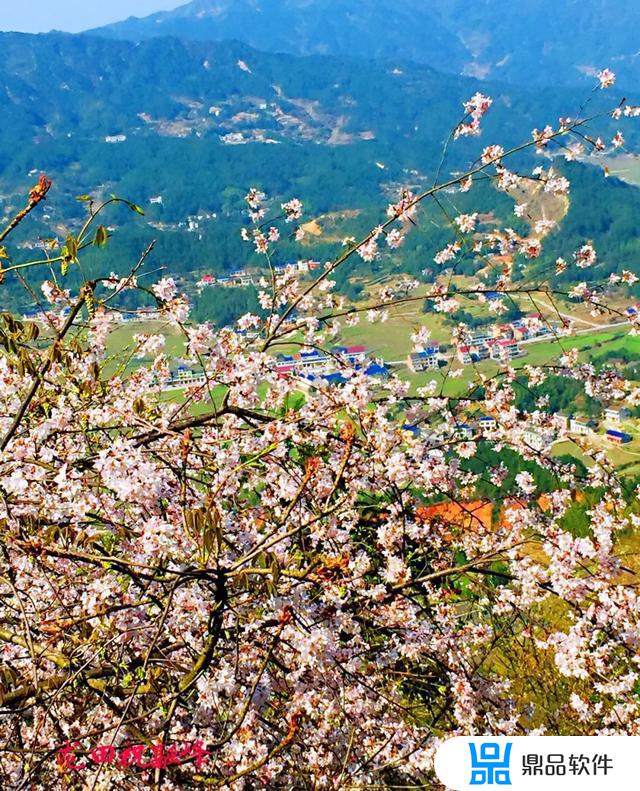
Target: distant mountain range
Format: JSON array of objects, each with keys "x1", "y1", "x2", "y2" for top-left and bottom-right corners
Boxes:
[{"x1": 90, "y1": 0, "x2": 640, "y2": 88}]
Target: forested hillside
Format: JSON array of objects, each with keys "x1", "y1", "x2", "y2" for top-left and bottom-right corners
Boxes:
[{"x1": 0, "y1": 30, "x2": 637, "y2": 316}]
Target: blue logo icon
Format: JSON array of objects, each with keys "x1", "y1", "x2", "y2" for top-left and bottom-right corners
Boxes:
[{"x1": 469, "y1": 742, "x2": 512, "y2": 785}]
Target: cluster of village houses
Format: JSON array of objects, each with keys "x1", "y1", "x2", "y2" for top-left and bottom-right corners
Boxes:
[
  {"x1": 402, "y1": 413, "x2": 557, "y2": 453},
  {"x1": 164, "y1": 346, "x2": 389, "y2": 391},
  {"x1": 273, "y1": 345, "x2": 389, "y2": 387},
  {"x1": 23, "y1": 306, "x2": 164, "y2": 324},
  {"x1": 450, "y1": 407, "x2": 634, "y2": 453},
  {"x1": 21, "y1": 283, "x2": 638, "y2": 451},
  {"x1": 407, "y1": 347, "x2": 447, "y2": 372},
  {"x1": 455, "y1": 314, "x2": 553, "y2": 366},
  {"x1": 197, "y1": 261, "x2": 321, "y2": 289},
  {"x1": 405, "y1": 314, "x2": 557, "y2": 373},
  {"x1": 409, "y1": 404, "x2": 636, "y2": 454},
  {"x1": 165, "y1": 359, "x2": 636, "y2": 449},
  {"x1": 552, "y1": 408, "x2": 634, "y2": 445},
  {"x1": 130, "y1": 337, "x2": 640, "y2": 450}
]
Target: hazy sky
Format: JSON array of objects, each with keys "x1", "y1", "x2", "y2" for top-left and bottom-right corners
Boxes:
[{"x1": 0, "y1": 1, "x2": 184, "y2": 33}]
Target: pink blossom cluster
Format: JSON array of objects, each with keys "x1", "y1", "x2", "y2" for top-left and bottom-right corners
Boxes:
[{"x1": 455, "y1": 92, "x2": 493, "y2": 138}]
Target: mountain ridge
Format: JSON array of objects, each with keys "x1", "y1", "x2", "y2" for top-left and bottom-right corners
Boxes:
[{"x1": 88, "y1": 0, "x2": 640, "y2": 88}]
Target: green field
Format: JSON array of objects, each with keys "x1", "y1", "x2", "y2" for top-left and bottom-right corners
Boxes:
[
  {"x1": 514, "y1": 328, "x2": 636, "y2": 366},
  {"x1": 398, "y1": 327, "x2": 637, "y2": 397},
  {"x1": 338, "y1": 309, "x2": 449, "y2": 361},
  {"x1": 103, "y1": 320, "x2": 186, "y2": 376}
]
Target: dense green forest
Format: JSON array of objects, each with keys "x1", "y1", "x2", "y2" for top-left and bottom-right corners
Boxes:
[{"x1": 531, "y1": 162, "x2": 640, "y2": 296}]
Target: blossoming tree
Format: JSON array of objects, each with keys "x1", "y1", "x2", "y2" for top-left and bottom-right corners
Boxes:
[{"x1": 0, "y1": 72, "x2": 639, "y2": 790}]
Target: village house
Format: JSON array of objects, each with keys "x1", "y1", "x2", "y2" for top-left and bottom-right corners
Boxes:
[
  {"x1": 457, "y1": 345, "x2": 473, "y2": 365},
  {"x1": 478, "y1": 415, "x2": 498, "y2": 434},
  {"x1": 469, "y1": 331, "x2": 494, "y2": 345},
  {"x1": 523, "y1": 428, "x2": 554, "y2": 452},
  {"x1": 570, "y1": 416, "x2": 594, "y2": 436},
  {"x1": 300, "y1": 362, "x2": 389, "y2": 390},
  {"x1": 276, "y1": 348, "x2": 349, "y2": 376},
  {"x1": 275, "y1": 346, "x2": 373, "y2": 380},
  {"x1": 457, "y1": 344, "x2": 491, "y2": 365},
  {"x1": 169, "y1": 368, "x2": 207, "y2": 388},
  {"x1": 98, "y1": 311, "x2": 125, "y2": 324},
  {"x1": 489, "y1": 339, "x2": 524, "y2": 361},
  {"x1": 228, "y1": 271, "x2": 256, "y2": 286},
  {"x1": 512, "y1": 325, "x2": 530, "y2": 342},
  {"x1": 606, "y1": 428, "x2": 632, "y2": 445},
  {"x1": 492, "y1": 324, "x2": 514, "y2": 340},
  {"x1": 456, "y1": 329, "x2": 524, "y2": 364},
  {"x1": 457, "y1": 424, "x2": 475, "y2": 440},
  {"x1": 333, "y1": 345, "x2": 368, "y2": 365},
  {"x1": 408, "y1": 349, "x2": 440, "y2": 372},
  {"x1": 604, "y1": 406, "x2": 631, "y2": 424},
  {"x1": 122, "y1": 307, "x2": 162, "y2": 322}
]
